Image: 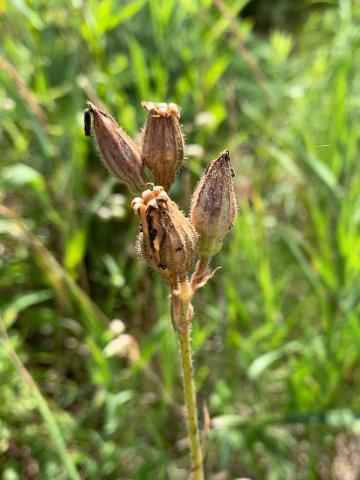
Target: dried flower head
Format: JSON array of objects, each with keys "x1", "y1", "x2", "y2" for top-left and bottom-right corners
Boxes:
[
  {"x1": 85, "y1": 102, "x2": 148, "y2": 193},
  {"x1": 141, "y1": 102, "x2": 184, "y2": 191},
  {"x1": 131, "y1": 186, "x2": 197, "y2": 286},
  {"x1": 191, "y1": 150, "x2": 237, "y2": 259}
]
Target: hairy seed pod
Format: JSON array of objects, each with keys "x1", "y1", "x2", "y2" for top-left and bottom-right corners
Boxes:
[
  {"x1": 191, "y1": 150, "x2": 237, "y2": 259},
  {"x1": 86, "y1": 102, "x2": 148, "y2": 193},
  {"x1": 141, "y1": 102, "x2": 184, "y2": 191},
  {"x1": 132, "y1": 188, "x2": 197, "y2": 285}
]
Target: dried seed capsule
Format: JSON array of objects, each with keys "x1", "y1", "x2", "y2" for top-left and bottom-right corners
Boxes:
[
  {"x1": 132, "y1": 189, "x2": 197, "y2": 286},
  {"x1": 141, "y1": 102, "x2": 184, "y2": 191},
  {"x1": 86, "y1": 102, "x2": 148, "y2": 193},
  {"x1": 191, "y1": 150, "x2": 237, "y2": 259}
]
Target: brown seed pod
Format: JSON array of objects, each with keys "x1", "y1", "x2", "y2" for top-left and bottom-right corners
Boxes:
[
  {"x1": 132, "y1": 188, "x2": 197, "y2": 286},
  {"x1": 141, "y1": 102, "x2": 184, "y2": 191},
  {"x1": 190, "y1": 150, "x2": 237, "y2": 259},
  {"x1": 86, "y1": 102, "x2": 148, "y2": 193}
]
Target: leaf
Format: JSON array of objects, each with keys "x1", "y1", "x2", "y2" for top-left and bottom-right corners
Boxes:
[
  {"x1": 270, "y1": 31, "x2": 293, "y2": 63},
  {"x1": 10, "y1": 0, "x2": 44, "y2": 29},
  {"x1": 267, "y1": 145, "x2": 303, "y2": 179},
  {"x1": 1, "y1": 163, "x2": 46, "y2": 192},
  {"x1": 102, "y1": 254, "x2": 125, "y2": 288},
  {"x1": 108, "y1": 0, "x2": 147, "y2": 30},
  {"x1": 212, "y1": 409, "x2": 360, "y2": 431},
  {"x1": 104, "y1": 390, "x2": 133, "y2": 434},
  {"x1": 204, "y1": 54, "x2": 230, "y2": 91},
  {"x1": 1, "y1": 164, "x2": 63, "y2": 226},
  {"x1": 305, "y1": 153, "x2": 339, "y2": 193},
  {"x1": 64, "y1": 229, "x2": 86, "y2": 273},
  {"x1": 1, "y1": 290, "x2": 53, "y2": 328},
  {"x1": 129, "y1": 38, "x2": 150, "y2": 99},
  {"x1": 248, "y1": 341, "x2": 302, "y2": 380}
]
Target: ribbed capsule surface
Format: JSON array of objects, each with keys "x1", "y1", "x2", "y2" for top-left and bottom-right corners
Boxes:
[
  {"x1": 190, "y1": 150, "x2": 237, "y2": 258},
  {"x1": 133, "y1": 190, "x2": 197, "y2": 285},
  {"x1": 86, "y1": 102, "x2": 148, "y2": 193},
  {"x1": 141, "y1": 102, "x2": 184, "y2": 191}
]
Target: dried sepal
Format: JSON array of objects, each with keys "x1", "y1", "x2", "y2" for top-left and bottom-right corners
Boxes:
[
  {"x1": 141, "y1": 102, "x2": 184, "y2": 191},
  {"x1": 191, "y1": 150, "x2": 237, "y2": 259},
  {"x1": 86, "y1": 102, "x2": 148, "y2": 193},
  {"x1": 191, "y1": 266, "x2": 221, "y2": 292},
  {"x1": 131, "y1": 187, "x2": 197, "y2": 286}
]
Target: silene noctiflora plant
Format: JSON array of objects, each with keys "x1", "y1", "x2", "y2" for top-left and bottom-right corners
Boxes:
[{"x1": 85, "y1": 100, "x2": 237, "y2": 479}]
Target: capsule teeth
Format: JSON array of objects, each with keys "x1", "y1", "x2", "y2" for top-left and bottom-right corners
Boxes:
[
  {"x1": 142, "y1": 102, "x2": 181, "y2": 119},
  {"x1": 168, "y1": 103, "x2": 180, "y2": 118},
  {"x1": 142, "y1": 189, "x2": 154, "y2": 203},
  {"x1": 148, "y1": 199, "x2": 158, "y2": 209},
  {"x1": 132, "y1": 203, "x2": 142, "y2": 214},
  {"x1": 131, "y1": 197, "x2": 143, "y2": 208},
  {"x1": 153, "y1": 185, "x2": 165, "y2": 196},
  {"x1": 157, "y1": 191, "x2": 169, "y2": 202},
  {"x1": 158, "y1": 104, "x2": 168, "y2": 115}
]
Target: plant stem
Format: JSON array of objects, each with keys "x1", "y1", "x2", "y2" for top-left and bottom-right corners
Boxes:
[{"x1": 174, "y1": 283, "x2": 204, "y2": 479}]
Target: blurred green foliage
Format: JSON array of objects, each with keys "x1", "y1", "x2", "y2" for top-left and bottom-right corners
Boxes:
[{"x1": 1, "y1": 0, "x2": 360, "y2": 478}]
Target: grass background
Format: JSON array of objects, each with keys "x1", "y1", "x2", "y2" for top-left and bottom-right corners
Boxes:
[{"x1": 0, "y1": 0, "x2": 360, "y2": 478}]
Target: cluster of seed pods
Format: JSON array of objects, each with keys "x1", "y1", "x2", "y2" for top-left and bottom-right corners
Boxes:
[{"x1": 85, "y1": 100, "x2": 237, "y2": 282}]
